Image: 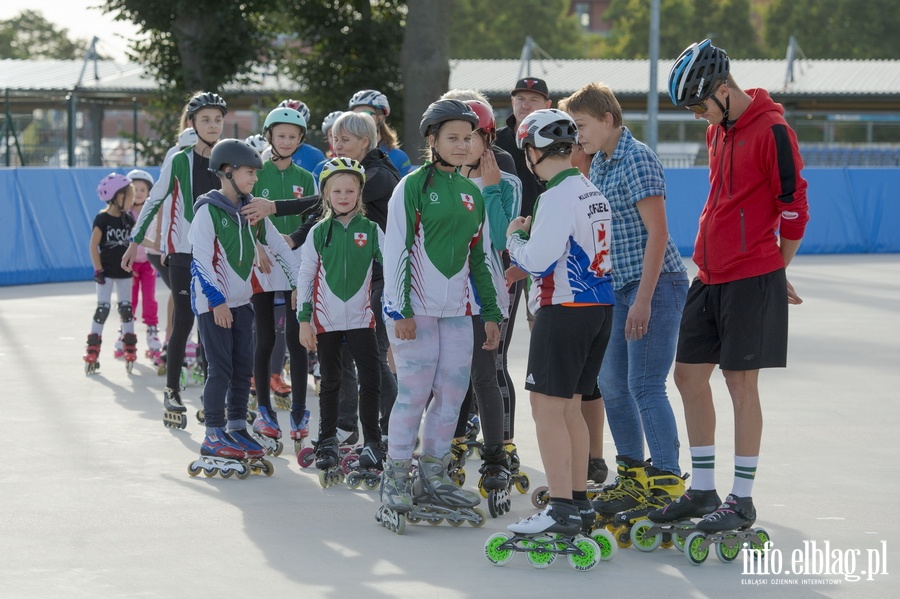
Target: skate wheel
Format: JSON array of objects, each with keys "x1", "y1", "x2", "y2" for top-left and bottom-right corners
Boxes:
[
  {"x1": 317, "y1": 469, "x2": 330, "y2": 488},
  {"x1": 569, "y1": 536, "x2": 602, "y2": 572},
  {"x1": 405, "y1": 513, "x2": 422, "y2": 524},
  {"x1": 447, "y1": 517, "x2": 465, "y2": 527},
  {"x1": 340, "y1": 453, "x2": 357, "y2": 475},
  {"x1": 531, "y1": 486, "x2": 549, "y2": 509},
  {"x1": 364, "y1": 476, "x2": 381, "y2": 490},
  {"x1": 611, "y1": 525, "x2": 632, "y2": 549},
  {"x1": 297, "y1": 447, "x2": 315, "y2": 468},
  {"x1": 273, "y1": 441, "x2": 284, "y2": 458},
  {"x1": 672, "y1": 530, "x2": 687, "y2": 553},
  {"x1": 488, "y1": 492, "x2": 499, "y2": 518},
  {"x1": 685, "y1": 532, "x2": 709, "y2": 565},
  {"x1": 630, "y1": 520, "x2": 663, "y2": 552},
  {"x1": 202, "y1": 467, "x2": 217, "y2": 478},
  {"x1": 260, "y1": 459, "x2": 275, "y2": 476},
  {"x1": 715, "y1": 535, "x2": 742, "y2": 563},
  {"x1": 469, "y1": 507, "x2": 486, "y2": 528},
  {"x1": 187, "y1": 462, "x2": 202, "y2": 477},
  {"x1": 749, "y1": 528, "x2": 771, "y2": 558},
  {"x1": 524, "y1": 538, "x2": 556, "y2": 569},
  {"x1": 515, "y1": 473, "x2": 530, "y2": 494},
  {"x1": 235, "y1": 464, "x2": 251, "y2": 480},
  {"x1": 347, "y1": 474, "x2": 361, "y2": 490},
  {"x1": 484, "y1": 533, "x2": 515, "y2": 567},
  {"x1": 660, "y1": 533, "x2": 674, "y2": 550},
  {"x1": 219, "y1": 468, "x2": 234, "y2": 479},
  {"x1": 590, "y1": 529, "x2": 618, "y2": 561},
  {"x1": 427, "y1": 517, "x2": 444, "y2": 526}
]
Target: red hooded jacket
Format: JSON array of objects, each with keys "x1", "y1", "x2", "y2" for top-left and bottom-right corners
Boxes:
[{"x1": 694, "y1": 88, "x2": 809, "y2": 284}]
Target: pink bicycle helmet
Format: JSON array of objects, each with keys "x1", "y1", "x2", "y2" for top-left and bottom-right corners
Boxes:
[{"x1": 97, "y1": 173, "x2": 133, "y2": 202}]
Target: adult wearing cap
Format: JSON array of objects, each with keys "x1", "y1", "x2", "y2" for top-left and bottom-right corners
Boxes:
[{"x1": 495, "y1": 77, "x2": 552, "y2": 220}]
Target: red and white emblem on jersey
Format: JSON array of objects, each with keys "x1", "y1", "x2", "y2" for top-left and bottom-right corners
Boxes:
[
  {"x1": 293, "y1": 185, "x2": 304, "y2": 199},
  {"x1": 354, "y1": 232, "x2": 368, "y2": 247},
  {"x1": 461, "y1": 193, "x2": 474, "y2": 212}
]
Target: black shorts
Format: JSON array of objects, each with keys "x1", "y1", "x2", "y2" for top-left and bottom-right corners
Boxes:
[
  {"x1": 676, "y1": 269, "x2": 789, "y2": 371},
  {"x1": 525, "y1": 304, "x2": 612, "y2": 399}
]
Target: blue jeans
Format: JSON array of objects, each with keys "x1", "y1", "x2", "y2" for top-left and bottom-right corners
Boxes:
[{"x1": 598, "y1": 272, "x2": 688, "y2": 474}]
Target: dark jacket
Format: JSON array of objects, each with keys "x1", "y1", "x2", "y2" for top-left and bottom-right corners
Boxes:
[{"x1": 495, "y1": 113, "x2": 544, "y2": 218}]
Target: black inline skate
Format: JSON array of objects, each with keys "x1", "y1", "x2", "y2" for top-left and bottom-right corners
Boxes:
[
  {"x1": 682, "y1": 494, "x2": 770, "y2": 566},
  {"x1": 314, "y1": 437, "x2": 344, "y2": 488},
  {"x1": 478, "y1": 444, "x2": 512, "y2": 518},
  {"x1": 163, "y1": 386, "x2": 187, "y2": 429},
  {"x1": 344, "y1": 440, "x2": 385, "y2": 490}
]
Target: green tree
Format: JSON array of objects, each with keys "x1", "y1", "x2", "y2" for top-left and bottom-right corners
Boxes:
[
  {"x1": 764, "y1": 0, "x2": 900, "y2": 59},
  {"x1": 0, "y1": 10, "x2": 87, "y2": 59},
  {"x1": 594, "y1": 0, "x2": 696, "y2": 58},
  {"x1": 695, "y1": 0, "x2": 764, "y2": 58},
  {"x1": 275, "y1": 0, "x2": 405, "y2": 132},
  {"x1": 449, "y1": 0, "x2": 585, "y2": 59}
]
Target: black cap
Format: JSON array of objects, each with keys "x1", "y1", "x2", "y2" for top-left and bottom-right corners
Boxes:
[{"x1": 511, "y1": 77, "x2": 550, "y2": 100}]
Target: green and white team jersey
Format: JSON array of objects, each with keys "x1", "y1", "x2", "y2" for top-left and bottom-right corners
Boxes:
[
  {"x1": 382, "y1": 164, "x2": 501, "y2": 323},
  {"x1": 130, "y1": 149, "x2": 196, "y2": 254},
  {"x1": 296, "y1": 213, "x2": 383, "y2": 333},
  {"x1": 189, "y1": 191, "x2": 297, "y2": 315},
  {"x1": 251, "y1": 160, "x2": 317, "y2": 292}
]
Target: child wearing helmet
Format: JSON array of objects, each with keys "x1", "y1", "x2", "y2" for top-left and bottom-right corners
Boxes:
[
  {"x1": 248, "y1": 107, "x2": 317, "y2": 449},
  {"x1": 504, "y1": 108, "x2": 615, "y2": 537},
  {"x1": 124, "y1": 169, "x2": 162, "y2": 359},
  {"x1": 277, "y1": 98, "x2": 327, "y2": 173},
  {"x1": 348, "y1": 89, "x2": 412, "y2": 176},
  {"x1": 378, "y1": 99, "x2": 501, "y2": 518},
  {"x1": 296, "y1": 158, "x2": 385, "y2": 478},
  {"x1": 188, "y1": 139, "x2": 300, "y2": 472},
  {"x1": 83, "y1": 173, "x2": 137, "y2": 373},
  {"x1": 122, "y1": 91, "x2": 227, "y2": 420}
]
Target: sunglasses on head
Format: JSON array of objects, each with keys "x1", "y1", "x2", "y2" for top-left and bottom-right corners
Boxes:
[{"x1": 686, "y1": 101, "x2": 708, "y2": 115}]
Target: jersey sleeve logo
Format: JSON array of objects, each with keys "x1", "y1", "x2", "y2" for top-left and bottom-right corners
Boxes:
[
  {"x1": 293, "y1": 185, "x2": 304, "y2": 199},
  {"x1": 354, "y1": 232, "x2": 368, "y2": 247},
  {"x1": 461, "y1": 193, "x2": 474, "y2": 212}
]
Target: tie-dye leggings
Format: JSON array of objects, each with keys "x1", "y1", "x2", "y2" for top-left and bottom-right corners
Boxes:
[{"x1": 386, "y1": 315, "x2": 473, "y2": 460}]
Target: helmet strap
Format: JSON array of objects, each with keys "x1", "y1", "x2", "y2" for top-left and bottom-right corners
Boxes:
[{"x1": 711, "y1": 94, "x2": 730, "y2": 127}]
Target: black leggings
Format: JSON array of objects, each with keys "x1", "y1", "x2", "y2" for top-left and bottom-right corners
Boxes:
[
  {"x1": 454, "y1": 315, "x2": 505, "y2": 446},
  {"x1": 317, "y1": 329, "x2": 381, "y2": 446},
  {"x1": 251, "y1": 292, "x2": 307, "y2": 421},
  {"x1": 147, "y1": 254, "x2": 169, "y2": 290},
  {"x1": 498, "y1": 278, "x2": 524, "y2": 439},
  {"x1": 165, "y1": 254, "x2": 194, "y2": 390}
]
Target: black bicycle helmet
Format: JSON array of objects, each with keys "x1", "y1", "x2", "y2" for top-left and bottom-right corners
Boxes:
[
  {"x1": 208, "y1": 139, "x2": 263, "y2": 175},
  {"x1": 187, "y1": 92, "x2": 228, "y2": 118},
  {"x1": 418, "y1": 99, "x2": 479, "y2": 138},
  {"x1": 668, "y1": 39, "x2": 730, "y2": 108}
]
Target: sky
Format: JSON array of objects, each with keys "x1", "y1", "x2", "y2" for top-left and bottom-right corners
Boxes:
[{"x1": 0, "y1": 0, "x2": 142, "y2": 62}]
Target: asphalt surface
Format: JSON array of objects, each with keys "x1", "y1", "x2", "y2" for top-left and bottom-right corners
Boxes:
[{"x1": 1, "y1": 254, "x2": 897, "y2": 598}]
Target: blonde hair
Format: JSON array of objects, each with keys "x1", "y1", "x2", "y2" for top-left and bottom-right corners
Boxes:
[
  {"x1": 558, "y1": 82, "x2": 623, "y2": 129},
  {"x1": 320, "y1": 172, "x2": 365, "y2": 219}
]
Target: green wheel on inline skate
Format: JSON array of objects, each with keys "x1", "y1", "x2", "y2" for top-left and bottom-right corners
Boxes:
[
  {"x1": 568, "y1": 536, "x2": 602, "y2": 572},
  {"x1": 630, "y1": 520, "x2": 663, "y2": 552},
  {"x1": 749, "y1": 528, "x2": 771, "y2": 559},
  {"x1": 685, "y1": 532, "x2": 710, "y2": 566},
  {"x1": 672, "y1": 530, "x2": 687, "y2": 553},
  {"x1": 484, "y1": 533, "x2": 515, "y2": 566},
  {"x1": 524, "y1": 537, "x2": 557, "y2": 569},
  {"x1": 590, "y1": 528, "x2": 618, "y2": 561},
  {"x1": 715, "y1": 535, "x2": 742, "y2": 563}
]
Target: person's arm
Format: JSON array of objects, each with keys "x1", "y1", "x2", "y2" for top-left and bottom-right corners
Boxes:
[
  {"x1": 288, "y1": 216, "x2": 318, "y2": 250},
  {"x1": 89, "y1": 225, "x2": 103, "y2": 281},
  {"x1": 186, "y1": 205, "x2": 226, "y2": 311},
  {"x1": 242, "y1": 194, "x2": 321, "y2": 224},
  {"x1": 262, "y1": 219, "x2": 299, "y2": 289},
  {"x1": 628, "y1": 196, "x2": 668, "y2": 340},
  {"x1": 506, "y1": 199, "x2": 570, "y2": 278},
  {"x1": 295, "y1": 224, "x2": 320, "y2": 325},
  {"x1": 382, "y1": 179, "x2": 417, "y2": 321}
]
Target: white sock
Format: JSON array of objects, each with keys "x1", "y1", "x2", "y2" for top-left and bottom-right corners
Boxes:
[
  {"x1": 731, "y1": 455, "x2": 759, "y2": 497},
  {"x1": 690, "y1": 445, "x2": 716, "y2": 491}
]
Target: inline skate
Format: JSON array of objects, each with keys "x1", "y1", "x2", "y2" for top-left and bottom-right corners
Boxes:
[
  {"x1": 163, "y1": 386, "x2": 187, "y2": 430},
  {"x1": 228, "y1": 427, "x2": 275, "y2": 476},
  {"x1": 445, "y1": 438, "x2": 469, "y2": 487},
  {"x1": 290, "y1": 410, "x2": 311, "y2": 456},
  {"x1": 188, "y1": 428, "x2": 250, "y2": 479},
  {"x1": 405, "y1": 454, "x2": 485, "y2": 529},
  {"x1": 632, "y1": 488, "x2": 722, "y2": 554},
  {"x1": 504, "y1": 442, "x2": 531, "y2": 495},
  {"x1": 250, "y1": 406, "x2": 284, "y2": 457},
  {"x1": 155, "y1": 343, "x2": 168, "y2": 375},
  {"x1": 270, "y1": 373, "x2": 292, "y2": 411},
  {"x1": 314, "y1": 437, "x2": 344, "y2": 488},
  {"x1": 484, "y1": 503, "x2": 604, "y2": 571},
  {"x1": 121, "y1": 332, "x2": 138, "y2": 374},
  {"x1": 145, "y1": 325, "x2": 162, "y2": 364},
  {"x1": 683, "y1": 494, "x2": 770, "y2": 566},
  {"x1": 607, "y1": 468, "x2": 687, "y2": 549},
  {"x1": 83, "y1": 333, "x2": 102, "y2": 375},
  {"x1": 376, "y1": 456, "x2": 413, "y2": 534},
  {"x1": 342, "y1": 440, "x2": 385, "y2": 490},
  {"x1": 589, "y1": 456, "x2": 652, "y2": 539},
  {"x1": 477, "y1": 444, "x2": 513, "y2": 518}
]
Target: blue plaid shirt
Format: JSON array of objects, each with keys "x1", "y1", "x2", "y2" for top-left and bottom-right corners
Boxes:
[{"x1": 588, "y1": 127, "x2": 685, "y2": 290}]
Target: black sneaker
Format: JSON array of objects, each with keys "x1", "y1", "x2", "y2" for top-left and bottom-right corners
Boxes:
[
  {"x1": 648, "y1": 488, "x2": 721, "y2": 523},
  {"x1": 696, "y1": 494, "x2": 756, "y2": 532},
  {"x1": 358, "y1": 441, "x2": 386, "y2": 470},
  {"x1": 315, "y1": 437, "x2": 339, "y2": 470}
]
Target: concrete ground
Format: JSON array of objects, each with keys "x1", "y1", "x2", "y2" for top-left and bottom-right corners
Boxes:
[{"x1": 0, "y1": 254, "x2": 897, "y2": 598}]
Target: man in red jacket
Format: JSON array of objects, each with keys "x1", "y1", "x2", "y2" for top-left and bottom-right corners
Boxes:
[{"x1": 649, "y1": 39, "x2": 810, "y2": 534}]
